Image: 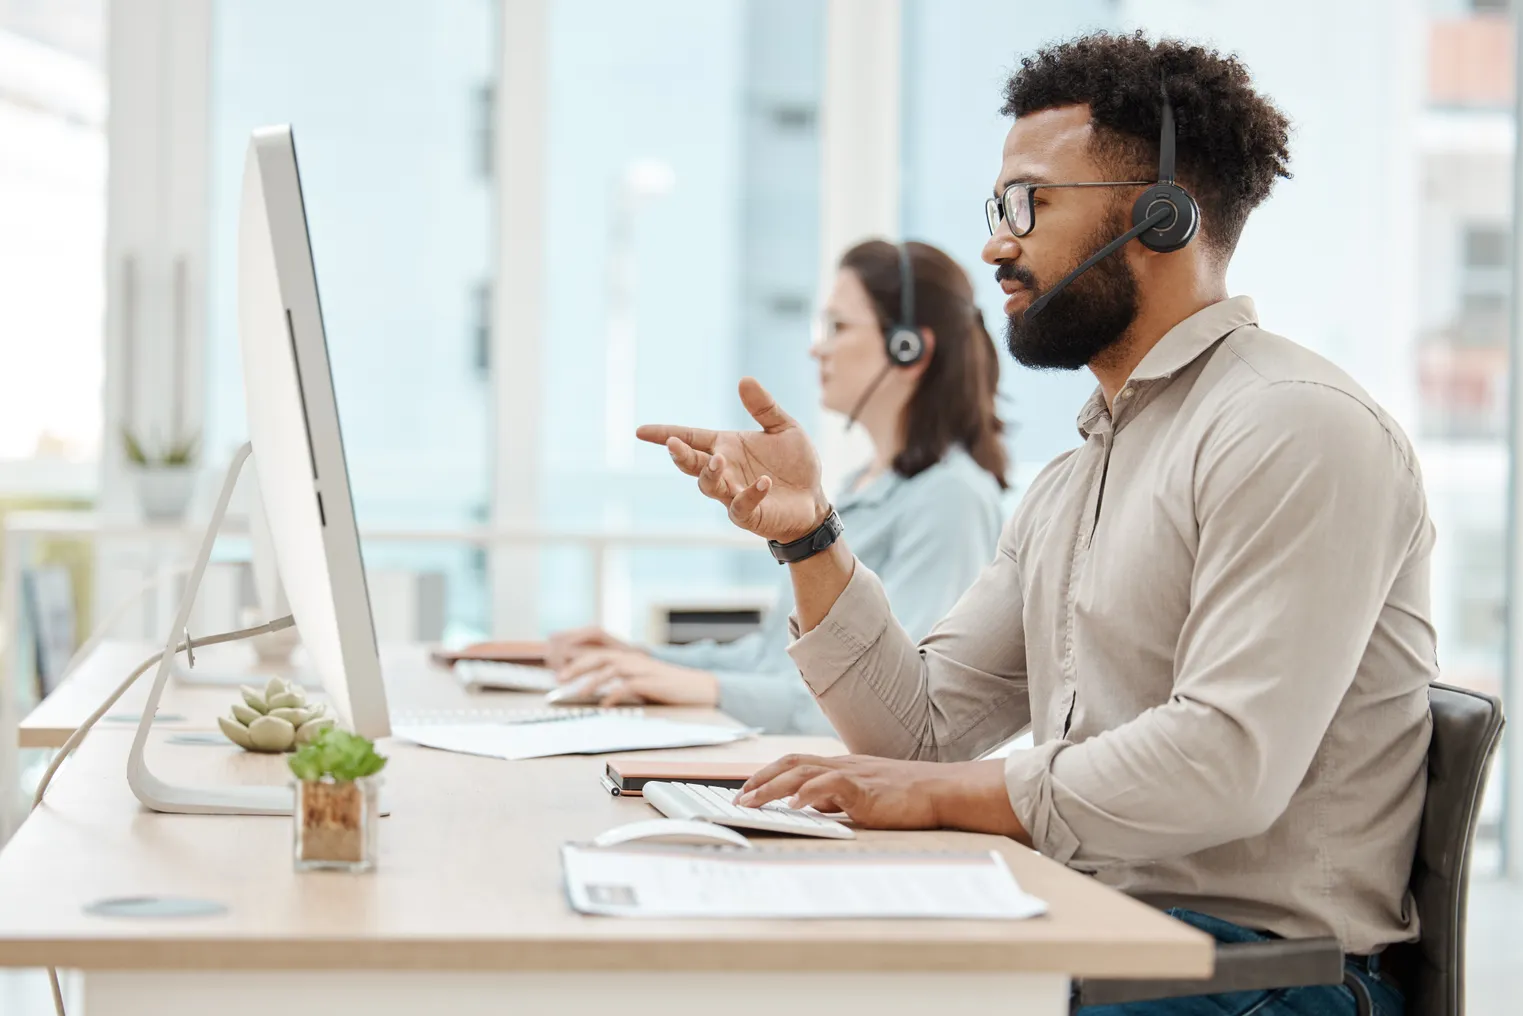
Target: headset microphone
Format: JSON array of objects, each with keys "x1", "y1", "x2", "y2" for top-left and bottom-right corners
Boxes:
[{"x1": 1023, "y1": 92, "x2": 1199, "y2": 321}]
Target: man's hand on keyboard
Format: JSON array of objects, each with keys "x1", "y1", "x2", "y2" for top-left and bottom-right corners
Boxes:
[
  {"x1": 737, "y1": 754, "x2": 1031, "y2": 843},
  {"x1": 556, "y1": 649, "x2": 720, "y2": 708}
]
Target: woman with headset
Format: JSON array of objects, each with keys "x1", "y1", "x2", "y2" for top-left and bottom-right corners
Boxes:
[{"x1": 482, "y1": 240, "x2": 1010, "y2": 735}]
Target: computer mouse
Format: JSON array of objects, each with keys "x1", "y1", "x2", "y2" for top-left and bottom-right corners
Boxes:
[
  {"x1": 545, "y1": 676, "x2": 602, "y2": 706},
  {"x1": 591, "y1": 818, "x2": 754, "y2": 850}
]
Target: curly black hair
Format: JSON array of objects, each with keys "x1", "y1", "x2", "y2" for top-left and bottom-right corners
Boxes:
[{"x1": 1001, "y1": 31, "x2": 1292, "y2": 259}]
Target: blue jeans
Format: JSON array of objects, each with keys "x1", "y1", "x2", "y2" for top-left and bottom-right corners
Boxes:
[{"x1": 1077, "y1": 909, "x2": 1405, "y2": 1016}]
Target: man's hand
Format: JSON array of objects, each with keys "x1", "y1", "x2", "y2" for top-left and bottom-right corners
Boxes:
[
  {"x1": 546, "y1": 626, "x2": 636, "y2": 672},
  {"x1": 637, "y1": 377, "x2": 831, "y2": 544},
  {"x1": 558, "y1": 649, "x2": 720, "y2": 707},
  {"x1": 737, "y1": 754, "x2": 1031, "y2": 842}
]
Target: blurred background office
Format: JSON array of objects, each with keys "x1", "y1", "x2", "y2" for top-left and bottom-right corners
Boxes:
[{"x1": 0, "y1": 0, "x2": 1519, "y2": 1008}]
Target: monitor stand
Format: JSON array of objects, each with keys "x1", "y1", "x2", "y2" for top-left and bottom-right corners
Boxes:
[{"x1": 127, "y1": 442, "x2": 295, "y2": 815}]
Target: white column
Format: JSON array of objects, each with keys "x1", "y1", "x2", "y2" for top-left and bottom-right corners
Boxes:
[
  {"x1": 98, "y1": 0, "x2": 211, "y2": 636},
  {"x1": 816, "y1": 0, "x2": 901, "y2": 496},
  {"x1": 490, "y1": 0, "x2": 548, "y2": 638},
  {"x1": 1504, "y1": 4, "x2": 1523, "y2": 883}
]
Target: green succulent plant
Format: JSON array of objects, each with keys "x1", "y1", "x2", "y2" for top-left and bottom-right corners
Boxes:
[
  {"x1": 288, "y1": 727, "x2": 388, "y2": 783},
  {"x1": 218, "y1": 676, "x2": 334, "y2": 753}
]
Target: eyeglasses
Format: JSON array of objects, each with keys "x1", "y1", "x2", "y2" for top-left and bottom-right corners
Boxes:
[{"x1": 985, "y1": 180, "x2": 1152, "y2": 237}]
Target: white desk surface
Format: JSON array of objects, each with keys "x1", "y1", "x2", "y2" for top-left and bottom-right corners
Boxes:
[{"x1": 0, "y1": 643, "x2": 1212, "y2": 980}]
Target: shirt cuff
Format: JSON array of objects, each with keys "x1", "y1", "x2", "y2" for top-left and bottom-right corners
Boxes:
[
  {"x1": 785, "y1": 562, "x2": 893, "y2": 697},
  {"x1": 1004, "y1": 740, "x2": 1081, "y2": 865},
  {"x1": 714, "y1": 671, "x2": 801, "y2": 734}
]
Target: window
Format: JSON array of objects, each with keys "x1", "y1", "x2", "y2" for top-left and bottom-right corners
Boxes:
[
  {"x1": 0, "y1": 1, "x2": 105, "y2": 494},
  {"x1": 203, "y1": 0, "x2": 497, "y2": 640},
  {"x1": 534, "y1": 0, "x2": 824, "y2": 637}
]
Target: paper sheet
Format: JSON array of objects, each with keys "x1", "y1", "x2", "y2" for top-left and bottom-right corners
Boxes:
[
  {"x1": 393, "y1": 715, "x2": 756, "y2": 760},
  {"x1": 561, "y1": 845, "x2": 1048, "y2": 920}
]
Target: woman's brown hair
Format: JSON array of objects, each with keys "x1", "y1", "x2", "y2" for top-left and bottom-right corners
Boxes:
[{"x1": 838, "y1": 239, "x2": 1009, "y2": 489}]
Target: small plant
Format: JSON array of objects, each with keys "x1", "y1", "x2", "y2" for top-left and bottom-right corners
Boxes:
[
  {"x1": 288, "y1": 727, "x2": 388, "y2": 783},
  {"x1": 218, "y1": 677, "x2": 333, "y2": 753},
  {"x1": 122, "y1": 426, "x2": 199, "y2": 467},
  {"x1": 290, "y1": 728, "x2": 387, "y2": 872}
]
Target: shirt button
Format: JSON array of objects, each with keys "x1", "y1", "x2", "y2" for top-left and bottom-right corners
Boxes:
[{"x1": 1117, "y1": 387, "x2": 1133, "y2": 401}]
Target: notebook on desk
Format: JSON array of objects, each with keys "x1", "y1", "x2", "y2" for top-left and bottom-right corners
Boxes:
[
  {"x1": 602, "y1": 759, "x2": 761, "y2": 797},
  {"x1": 431, "y1": 640, "x2": 549, "y2": 667}
]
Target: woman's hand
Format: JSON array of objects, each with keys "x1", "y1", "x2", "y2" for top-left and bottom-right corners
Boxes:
[
  {"x1": 558, "y1": 649, "x2": 720, "y2": 708},
  {"x1": 546, "y1": 626, "x2": 638, "y2": 673},
  {"x1": 637, "y1": 377, "x2": 831, "y2": 544}
]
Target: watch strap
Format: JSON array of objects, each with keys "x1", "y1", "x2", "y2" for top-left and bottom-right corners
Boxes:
[{"x1": 767, "y1": 510, "x2": 844, "y2": 565}]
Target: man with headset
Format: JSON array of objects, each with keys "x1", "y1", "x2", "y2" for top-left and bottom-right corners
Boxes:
[{"x1": 639, "y1": 33, "x2": 1430, "y2": 1016}]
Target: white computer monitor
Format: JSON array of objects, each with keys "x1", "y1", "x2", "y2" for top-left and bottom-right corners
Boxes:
[
  {"x1": 126, "y1": 125, "x2": 389, "y2": 815},
  {"x1": 236, "y1": 124, "x2": 389, "y2": 738}
]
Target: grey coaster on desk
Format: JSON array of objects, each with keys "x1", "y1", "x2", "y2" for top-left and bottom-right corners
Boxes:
[
  {"x1": 103, "y1": 712, "x2": 187, "y2": 724},
  {"x1": 83, "y1": 896, "x2": 227, "y2": 919},
  {"x1": 165, "y1": 732, "x2": 234, "y2": 746}
]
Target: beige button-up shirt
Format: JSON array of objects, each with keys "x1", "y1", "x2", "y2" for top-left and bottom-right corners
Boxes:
[{"x1": 788, "y1": 296, "x2": 1435, "y2": 954}]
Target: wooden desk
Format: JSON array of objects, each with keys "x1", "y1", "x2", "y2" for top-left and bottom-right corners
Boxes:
[
  {"x1": 19, "y1": 641, "x2": 644, "y2": 750},
  {"x1": 0, "y1": 726, "x2": 1211, "y2": 1016},
  {"x1": 1, "y1": 642, "x2": 1212, "y2": 1015}
]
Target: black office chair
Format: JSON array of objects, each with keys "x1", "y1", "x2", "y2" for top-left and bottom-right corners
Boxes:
[{"x1": 1074, "y1": 682, "x2": 1506, "y2": 1016}]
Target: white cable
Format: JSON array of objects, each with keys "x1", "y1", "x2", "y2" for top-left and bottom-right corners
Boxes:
[{"x1": 31, "y1": 613, "x2": 295, "y2": 1016}]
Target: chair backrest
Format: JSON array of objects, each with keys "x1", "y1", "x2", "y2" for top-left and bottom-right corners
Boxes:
[{"x1": 1384, "y1": 682, "x2": 1505, "y2": 1016}]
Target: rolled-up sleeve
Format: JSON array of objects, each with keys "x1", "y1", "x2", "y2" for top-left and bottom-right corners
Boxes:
[
  {"x1": 786, "y1": 511, "x2": 1032, "y2": 762},
  {"x1": 1002, "y1": 382, "x2": 1426, "y2": 866}
]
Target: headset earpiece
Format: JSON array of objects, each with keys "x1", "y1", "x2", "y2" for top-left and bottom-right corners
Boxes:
[
  {"x1": 1132, "y1": 183, "x2": 1198, "y2": 253},
  {"x1": 885, "y1": 242, "x2": 926, "y2": 367},
  {"x1": 1132, "y1": 93, "x2": 1200, "y2": 254},
  {"x1": 886, "y1": 326, "x2": 925, "y2": 366}
]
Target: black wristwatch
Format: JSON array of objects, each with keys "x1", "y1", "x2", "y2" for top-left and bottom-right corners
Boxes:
[{"x1": 767, "y1": 509, "x2": 844, "y2": 565}]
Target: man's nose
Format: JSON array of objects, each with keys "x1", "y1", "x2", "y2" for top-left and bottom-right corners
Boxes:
[{"x1": 982, "y1": 221, "x2": 1021, "y2": 266}]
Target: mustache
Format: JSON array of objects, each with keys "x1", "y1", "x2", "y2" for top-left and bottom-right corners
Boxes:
[{"x1": 995, "y1": 263, "x2": 1038, "y2": 290}]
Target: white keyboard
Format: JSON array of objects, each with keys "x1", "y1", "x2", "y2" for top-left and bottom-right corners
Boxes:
[
  {"x1": 455, "y1": 660, "x2": 559, "y2": 693},
  {"x1": 643, "y1": 781, "x2": 855, "y2": 840}
]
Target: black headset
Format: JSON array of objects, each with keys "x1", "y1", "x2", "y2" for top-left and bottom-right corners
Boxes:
[
  {"x1": 883, "y1": 242, "x2": 926, "y2": 367},
  {"x1": 845, "y1": 241, "x2": 926, "y2": 426},
  {"x1": 1024, "y1": 91, "x2": 1199, "y2": 320},
  {"x1": 1131, "y1": 94, "x2": 1199, "y2": 253}
]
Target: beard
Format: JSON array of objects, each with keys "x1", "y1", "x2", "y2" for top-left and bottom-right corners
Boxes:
[{"x1": 1001, "y1": 213, "x2": 1140, "y2": 371}]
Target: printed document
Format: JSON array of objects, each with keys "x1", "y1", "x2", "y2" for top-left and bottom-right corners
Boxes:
[{"x1": 561, "y1": 845, "x2": 1048, "y2": 920}]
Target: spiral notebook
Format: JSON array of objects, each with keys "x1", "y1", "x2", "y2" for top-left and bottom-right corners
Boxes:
[{"x1": 561, "y1": 844, "x2": 1047, "y2": 920}]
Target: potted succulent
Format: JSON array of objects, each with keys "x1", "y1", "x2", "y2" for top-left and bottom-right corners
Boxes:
[
  {"x1": 218, "y1": 677, "x2": 333, "y2": 752},
  {"x1": 288, "y1": 728, "x2": 387, "y2": 872},
  {"x1": 123, "y1": 427, "x2": 199, "y2": 522}
]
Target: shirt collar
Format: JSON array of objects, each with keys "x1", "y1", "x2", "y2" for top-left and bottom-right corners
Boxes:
[
  {"x1": 1131, "y1": 295, "x2": 1258, "y2": 382},
  {"x1": 1073, "y1": 296, "x2": 1258, "y2": 440}
]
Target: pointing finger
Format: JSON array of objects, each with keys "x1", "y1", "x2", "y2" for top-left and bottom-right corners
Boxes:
[{"x1": 637, "y1": 424, "x2": 718, "y2": 452}]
